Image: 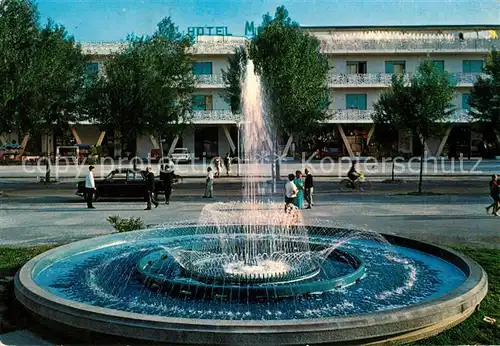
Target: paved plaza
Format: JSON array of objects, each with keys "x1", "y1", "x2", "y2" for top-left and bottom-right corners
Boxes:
[{"x1": 0, "y1": 179, "x2": 498, "y2": 248}]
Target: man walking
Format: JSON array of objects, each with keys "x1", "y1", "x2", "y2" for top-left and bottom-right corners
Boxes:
[
  {"x1": 486, "y1": 174, "x2": 500, "y2": 216},
  {"x1": 304, "y1": 168, "x2": 314, "y2": 209},
  {"x1": 85, "y1": 165, "x2": 96, "y2": 209},
  {"x1": 161, "y1": 164, "x2": 174, "y2": 205},
  {"x1": 144, "y1": 167, "x2": 159, "y2": 210}
]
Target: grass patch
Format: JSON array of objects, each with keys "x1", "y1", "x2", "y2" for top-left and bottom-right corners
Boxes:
[
  {"x1": 0, "y1": 244, "x2": 60, "y2": 276},
  {"x1": 0, "y1": 244, "x2": 498, "y2": 344},
  {"x1": 417, "y1": 246, "x2": 500, "y2": 345}
]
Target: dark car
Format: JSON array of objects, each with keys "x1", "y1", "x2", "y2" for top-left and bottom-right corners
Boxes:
[{"x1": 76, "y1": 168, "x2": 164, "y2": 201}]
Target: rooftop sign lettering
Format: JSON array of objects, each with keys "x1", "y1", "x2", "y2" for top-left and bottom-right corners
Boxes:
[{"x1": 187, "y1": 26, "x2": 232, "y2": 37}]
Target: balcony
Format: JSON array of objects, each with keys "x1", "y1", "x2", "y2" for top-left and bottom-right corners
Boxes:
[
  {"x1": 189, "y1": 39, "x2": 247, "y2": 55},
  {"x1": 195, "y1": 72, "x2": 486, "y2": 89},
  {"x1": 451, "y1": 73, "x2": 487, "y2": 86},
  {"x1": 195, "y1": 74, "x2": 226, "y2": 88},
  {"x1": 320, "y1": 38, "x2": 500, "y2": 54},
  {"x1": 189, "y1": 108, "x2": 474, "y2": 124},
  {"x1": 191, "y1": 110, "x2": 242, "y2": 123},
  {"x1": 328, "y1": 73, "x2": 404, "y2": 87},
  {"x1": 328, "y1": 72, "x2": 486, "y2": 87},
  {"x1": 325, "y1": 109, "x2": 374, "y2": 123},
  {"x1": 80, "y1": 40, "x2": 247, "y2": 57}
]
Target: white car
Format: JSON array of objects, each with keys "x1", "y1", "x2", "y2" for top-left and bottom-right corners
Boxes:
[{"x1": 169, "y1": 148, "x2": 193, "y2": 164}]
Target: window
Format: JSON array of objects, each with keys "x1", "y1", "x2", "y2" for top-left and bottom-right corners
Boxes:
[
  {"x1": 462, "y1": 60, "x2": 483, "y2": 73},
  {"x1": 385, "y1": 61, "x2": 406, "y2": 74},
  {"x1": 462, "y1": 93, "x2": 471, "y2": 110},
  {"x1": 127, "y1": 171, "x2": 144, "y2": 181},
  {"x1": 346, "y1": 61, "x2": 367, "y2": 74},
  {"x1": 346, "y1": 94, "x2": 367, "y2": 110},
  {"x1": 86, "y1": 62, "x2": 99, "y2": 74},
  {"x1": 192, "y1": 95, "x2": 213, "y2": 111},
  {"x1": 108, "y1": 172, "x2": 127, "y2": 181},
  {"x1": 192, "y1": 62, "x2": 213, "y2": 75},
  {"x1": 432, "y1": 60, "x2": 445, "y2": 72}
]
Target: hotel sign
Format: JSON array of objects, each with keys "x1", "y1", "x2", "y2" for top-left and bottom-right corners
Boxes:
[
  {"x1": 187, "y1": 21, "x2": 261, "y2": 37},
  {"x1": 187, "y1": 26, "x2": 231, "y2": 37}
]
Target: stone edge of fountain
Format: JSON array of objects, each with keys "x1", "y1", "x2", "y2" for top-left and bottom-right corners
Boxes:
[{"x1": 14, "y1": 228, "x2": 488, "y2": 345}]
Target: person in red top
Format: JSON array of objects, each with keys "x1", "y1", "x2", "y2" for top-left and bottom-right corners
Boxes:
[{"x1": 486, "y1": 174, "x2": 500, "y2": 216}]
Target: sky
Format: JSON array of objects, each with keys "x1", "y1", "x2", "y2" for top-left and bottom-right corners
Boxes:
[{"x1": 35, "y1": 0, "x2": 500, "y2": 42}]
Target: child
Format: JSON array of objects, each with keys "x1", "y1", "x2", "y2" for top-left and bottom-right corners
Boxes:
[{"x1": 203, "y1": 167, "x2": 214, "y2": 198}]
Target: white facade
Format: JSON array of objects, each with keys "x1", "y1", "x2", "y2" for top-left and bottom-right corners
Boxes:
[{"x1": 4, "y1": 25, "x2": 497, "y2": 158}]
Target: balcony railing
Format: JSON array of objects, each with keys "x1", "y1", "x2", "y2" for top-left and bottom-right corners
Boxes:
[
  {"x1": 451, "y1": 72, "x2": 487, "y2": 85},
  {"x1": 81, "y1": 38, "x2": 499, "y2": 56},
  {"x1": 325, "y1": 109, "x2": 374, "y2": 123},
  {"x1": 320, "y1": 38, "x2": 500, "y2": 53},
  {"x1": 325, "y1": 109, "x2": 473, "y2": 123},
  {"x1": 191, "y1": 110, "x2": 241, "y2": 122},
  {"x1": 189, "y1": 109, "x2": 473, "y2": 124},
  {"x1": 328, "y1": 73, "x2": 404, "y2": 86},
  {"x1": 189, "y1": 39, "x2": 247, "y2": 55},
  {"x1": 195, "y1": 74, "x2": 226, "y2": 87},
  {"x1": 194, "y1": 72, "x2": 486, "y2": 88}
]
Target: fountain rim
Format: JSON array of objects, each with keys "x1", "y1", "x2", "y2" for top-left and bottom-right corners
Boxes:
[{"x1": 15, "y1": 225, "x2": 487, "y2": 329}]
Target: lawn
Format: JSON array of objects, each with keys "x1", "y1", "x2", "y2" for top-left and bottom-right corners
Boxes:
[{"x1": 0, "y1": 244, "x2": 498, "y2": 344}]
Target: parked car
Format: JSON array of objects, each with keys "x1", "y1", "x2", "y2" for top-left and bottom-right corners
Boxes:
[
  {"x1": 169, "y1": 148, "x2": 193, "y2": 164},
  {"x1": 75, "y1": 168, "x2": 164, "y2": 201}
]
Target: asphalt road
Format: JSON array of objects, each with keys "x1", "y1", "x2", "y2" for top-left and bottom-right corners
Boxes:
[
  {"x1": 0, "y1": 158, "x2": 499, "y2": 179},
  {"x1": 0, "y1": 178, "x2": 499, "y2": 248}
]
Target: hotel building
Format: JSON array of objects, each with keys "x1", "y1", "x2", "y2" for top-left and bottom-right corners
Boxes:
[{"x1": 3, "y1": 24, "x2": 499, "y2": 160}]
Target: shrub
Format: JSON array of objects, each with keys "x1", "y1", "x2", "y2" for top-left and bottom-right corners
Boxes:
[{"x1": 107, "y1": 215, "x2": 145, "y2": 233}]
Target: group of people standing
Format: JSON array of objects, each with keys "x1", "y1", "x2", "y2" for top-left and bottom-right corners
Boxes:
[
  {"x1": 214, "y1": 153, "x2": 232, "y2": 178},
  {"x1": 284, "y1": 169, "x2": 314, "y2": 211},
  {"x1": 143, "y1": 165, "x2": 176, "y2": 210}
]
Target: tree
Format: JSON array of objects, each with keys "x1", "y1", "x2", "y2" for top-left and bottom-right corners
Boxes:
[
  {"x1": 373, "y1": 59, "x2": 456, "y2": 193},
  {"x1": 142, "y1": 18, "x2": 195, "y2": 158},
  {"x1": 221, "y1": 46, "x2": 247, "y2": 114},
  {"x1": 469, "y1": 49, "x2": 500, "y2": 154},
  {"x1": 248, "y1": 6, "x2": 330, "y2": 181},
  {"x1": 0, "y1": 0, "x2": 87, "y2": 143},
  {"x1": 0, "y1": 0, "x2": 39, "y2": 136},
  {"x1": 85, "y1": 44, "x2": 146, "y2": 157},
  {"x1": 86, "y1": 17, "x2": 195, "y2": 159}
]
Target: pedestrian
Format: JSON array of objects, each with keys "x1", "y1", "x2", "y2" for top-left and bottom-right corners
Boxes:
[
  {"x1": 214, "y1": 155, "x2": 222, "y2": 178},
  {"x1": 304, "y1": 168, "x2": 314, "y2": 209},
  {"x1": 204, "y1": 167, "x2": 214, "y2": 198},
  {"x1": 224, "y1": 152, "x2": 232, "y2": 176},
  {"x1": 486, "y1": 174, "x2": 500, "y2": 216},
  {"x1": 294, "y1": 170, "x2": 304, "y2": 209},
  {"x1": 144, "y1": 167, "x2": 159, "y2": 210},
  {"x1": 284, "y1": 173, "x2": 298, "y2": 212},
  {"x1": 161, "y1": 164, "x2": 174, "y2": 205},
  {"x1": 85, "y1": 165, "x2": 96, "y2": 209}
]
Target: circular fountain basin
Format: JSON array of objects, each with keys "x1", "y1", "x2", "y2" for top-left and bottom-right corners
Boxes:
[{"x1": 15, "y1": 225, "x2": 488, "y2": 345}]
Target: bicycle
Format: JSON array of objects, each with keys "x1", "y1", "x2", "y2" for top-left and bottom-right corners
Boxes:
[
  {"x1": 339, "y1": 172, "x2": 372, "y2": 191},
  {"x1": 172, "y1": 174, "x2": 183, "y2": 184}
]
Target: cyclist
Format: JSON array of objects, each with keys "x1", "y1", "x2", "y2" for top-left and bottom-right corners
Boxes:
[{"x1": 347, "y1": 161, "x2": 361, "y2": 188}]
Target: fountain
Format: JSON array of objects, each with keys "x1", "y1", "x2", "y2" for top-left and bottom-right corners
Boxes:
[{"x1": 15, "y1": 58, "x2": 488, "y2": 344}]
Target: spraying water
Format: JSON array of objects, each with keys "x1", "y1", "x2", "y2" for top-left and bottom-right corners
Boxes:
[{"x1": 240, "y1": 59, "x2": 272, "y2": 203}]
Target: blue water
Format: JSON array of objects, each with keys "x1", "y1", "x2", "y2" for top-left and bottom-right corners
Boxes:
[{"x1": 34, "y1": 233, "x2": 466, "y2": 321}]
